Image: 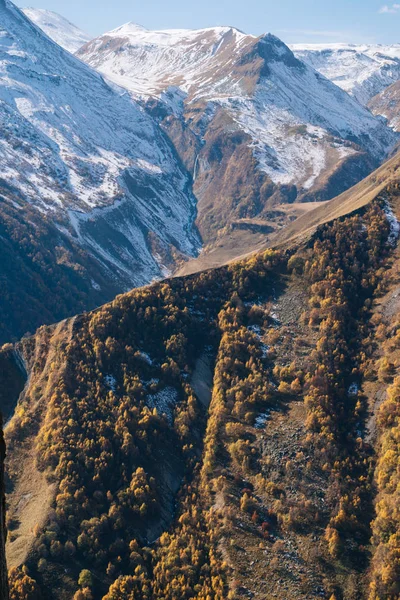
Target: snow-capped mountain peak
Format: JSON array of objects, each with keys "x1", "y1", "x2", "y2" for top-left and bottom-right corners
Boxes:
[
  {"x1": 78, "y1": 23, "x2": 258, "y2": 98},
  {"x1": 0, "y1": 0, "x2": 200, "y2": 288},
  {"x1": 291, "y1": 43, "x2": 400, "y2": 105},
  {"x1": 108, "y1": 21, "x2": 248, "y2": 41},
  {"x1": 78, "y1": 24, "x2": 398, "y2": 189},
  {"x1": 110, "y1": 21, "x2": 147, "y2": 36},
  {"x1": 22, "y1": 7, "x2": 91, "y2": 52}
]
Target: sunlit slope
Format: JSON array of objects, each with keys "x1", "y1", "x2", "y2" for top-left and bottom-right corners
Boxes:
[{"x1": 273, "y1": 150, "x2": 400, "y2": 248}]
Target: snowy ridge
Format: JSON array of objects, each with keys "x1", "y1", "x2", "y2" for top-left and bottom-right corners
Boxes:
[
  {"x1": 22, "y1": 7, "x2": 91, "y2": 52},
  {"x1": 78, "y1": 23, "x2": 254, "y2": 99},
  {"x1": 291, "y1": 43, "x2": 400, "y2": 105},
  {"x1": 0, "y1": 1, "x2": 200, "y2": 287},
  {"x1": 78, "y1": 25, "x2": 398, "y2": 192}
]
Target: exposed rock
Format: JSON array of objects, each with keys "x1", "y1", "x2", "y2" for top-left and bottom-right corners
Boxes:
[
  {"x1": 369, "y1": 79, "x2": 400, "y2": 131},
  {"x1": 78, "y1": 22, "x2": 398, "y2": 250}
]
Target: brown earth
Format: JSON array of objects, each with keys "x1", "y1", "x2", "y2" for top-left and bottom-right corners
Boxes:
[
  {"x1": 176, "y1": 151, "x2": 400, "y2": 277},
  {"x1": 5, "y1": 318, "x2": 76, "y2": 568}
]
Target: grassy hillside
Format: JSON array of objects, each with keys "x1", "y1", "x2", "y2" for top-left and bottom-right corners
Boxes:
[
  {"x1": 1, "y1": 187, "x2": 400, "y2": 599},
  {"x1": 177, "y1": 151, "x2": 400, "y2": 277},
  {"x1": 271, "y1": 152, "x2": 400, "y2": 249}
]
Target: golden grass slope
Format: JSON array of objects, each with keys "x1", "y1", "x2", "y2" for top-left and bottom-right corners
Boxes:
[
  {"x1": 272, "y1": 151, "x2": 400, "y2": 248},
  {"x1": 176, "y1": 151, "x2": 400, "y2": 277}
]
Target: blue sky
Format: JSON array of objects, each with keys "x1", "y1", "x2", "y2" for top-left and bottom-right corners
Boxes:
[{"x1": 15, "y1": 0, "x2": 400, "y2": 44}]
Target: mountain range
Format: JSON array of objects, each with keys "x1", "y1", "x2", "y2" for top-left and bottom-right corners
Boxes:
[
  {"x1": 1, "y1": 5, "x2": 398, "y2": 341},
  {"x1": 77, "y1": 24, "x2": 397, "y2": 249},
  {"x1": 2, "y1": 5, "x2": 400, "y2": 600},
  {"x1": 291, "y1": 43, "x2": 400, "y2": 105}
]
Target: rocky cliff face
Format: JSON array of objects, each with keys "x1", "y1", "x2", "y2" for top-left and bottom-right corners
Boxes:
[{"x1": 0, "y1": 418, "x2": 8, "y2": 600}]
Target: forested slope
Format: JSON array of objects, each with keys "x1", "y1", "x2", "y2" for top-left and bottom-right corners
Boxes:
[
  {"x1": 0, "y1": 419, "x2": 8, "y2": 599},
  {"x1": 0, "y1": 201, "x2": 121, "y2": 344},
  {"x1": 1, "y1": 189, "x2": 400, "y2": 599}
]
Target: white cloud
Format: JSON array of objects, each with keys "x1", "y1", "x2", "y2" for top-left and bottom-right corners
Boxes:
[{"x1": 379, "y1": 4, "x2": 400, "y2": 13}]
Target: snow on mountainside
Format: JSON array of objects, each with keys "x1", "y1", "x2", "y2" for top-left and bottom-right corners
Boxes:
[
  {"x1": 291, "y1": 43, "x2": 400, "y2": 106},
  {"x1": 22, "y1": 7, "x2": 91, "y2": 52},
  {"x1": 0, "y1": 1, "x2": 200, "y2": 289},
  {"x1": 78, "y1": 24, "x2": 397, "y2": 195},
  {"x1": 368, "y1": 79, "x2": 400, "y2": 131},
  {"x1": 78, "y1": 23, "x2": 252, "y2": 98}
]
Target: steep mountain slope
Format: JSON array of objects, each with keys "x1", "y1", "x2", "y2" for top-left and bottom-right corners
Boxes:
[
  {"x1": 369, "y1": 79, "x2": 400, "y2": 131},
  {"x1": 77, "y1": 24, "x2": 398, "y2": 249},
  {"x1": 1, "y1": 181, "x2": 400, "y2": 599},
  {"x1": 0, "y1": 419, "x2": 8, "y2": 600},
  {"x1": 22, "y1": 7, "x2": 91, "y2": 52},
  {"x1": 272, "y1": 148, "x2": 400, "y2": 248},
  {"x1": 291, "y1": 43, "x2": 400, "y2": 105},
  {"x1": 0, "y1": 0, "x2": 200, "y2": 343},
  {"x1": 177, "y1": 148, "x2": 400, "y2": 276}
]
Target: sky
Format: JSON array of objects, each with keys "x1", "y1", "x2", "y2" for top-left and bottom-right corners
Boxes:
[{"x1": 14, "y1": 0, "x2": 400, "y2": 45}]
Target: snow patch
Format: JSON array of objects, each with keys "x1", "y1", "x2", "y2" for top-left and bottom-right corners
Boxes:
[
  {"x1": 348, "y1": 382, "x2": 359, "y2": 397},
  {"x1": 248, "y1": 325, "x2": 263, "y2": 336},
  {"x1": 255, "y1": 410, "x2": 271, "y2": 429},
  {"x1": 147, "y1": 387, "x2": 179, "y2": 424},
  {"x1": 383, "y1": 202, "x2": 400, "y2": 246},
  {"x1": 104, "y1": 375, "x2": 117, "y2": 391},
  {"x1": 138, "y1": 351, "x2": 153, "y2": 365},
  {"x1": 136, "y1": 159, "x2": 163, "y2": 174},
  {"x1": 145, "y1": 378, "x2": 160, "y2": 386},
  {"x1": 91, "y1": 279, "x2": 101, "y2": 290},
  {"x1": 247, "y1": 324, "x2": 270, "y2": 357}
]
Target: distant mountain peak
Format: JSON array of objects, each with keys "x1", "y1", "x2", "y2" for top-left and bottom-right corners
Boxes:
[
  {"x1": 22, "y1": 6, "x2": 91, "y2": 52},
  {"x1": 291, "y1": 43, "x2": 400, "y2": 105},
  {"x1": 111, "y1": 21, "x2": 148, "y2": 34},
  {"x1": 106, "y1": 22, "x2": 250, "y2": 45}
]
